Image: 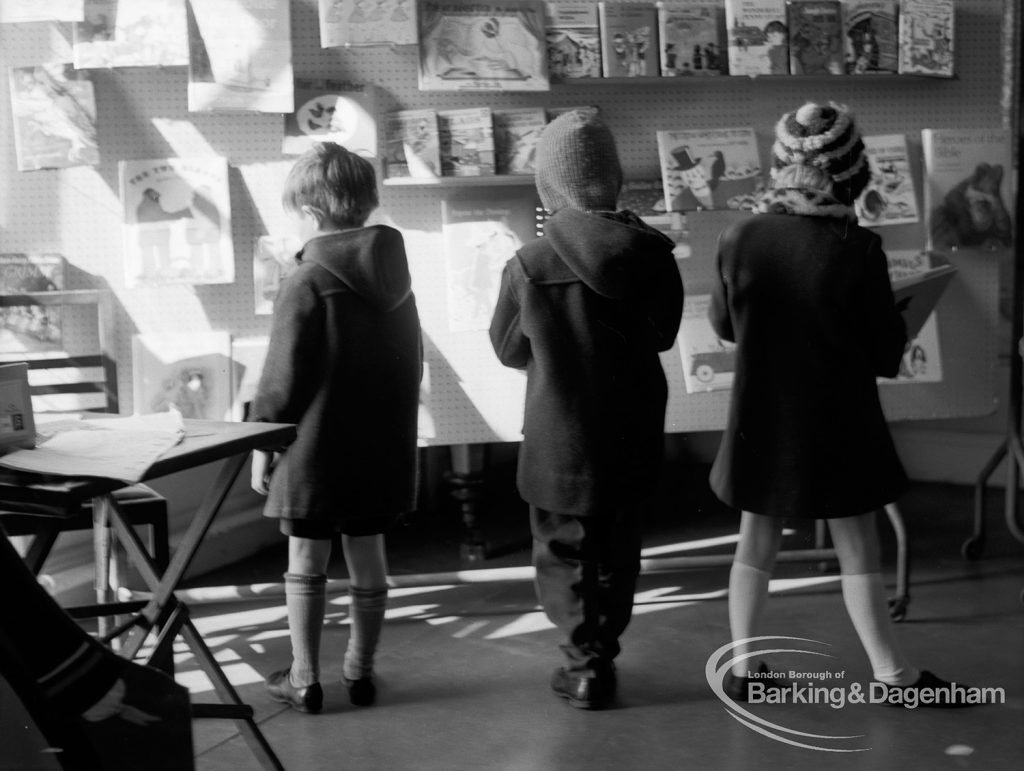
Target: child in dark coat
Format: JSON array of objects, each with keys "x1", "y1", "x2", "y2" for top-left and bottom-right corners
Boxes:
[
  {"x1": 490, "y1": 110, "x2": 684, "y2": 709},
  {"x1": 710, "y1": 101, "x2": 968, "y2": 705},
  {"x1": 249, "y1": 142, "x2": 422, "y2": 714}
]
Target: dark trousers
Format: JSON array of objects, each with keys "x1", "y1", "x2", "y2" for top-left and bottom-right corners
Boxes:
[{"x1": 529, "y1": 504, "x2": 643, "y2": 672}]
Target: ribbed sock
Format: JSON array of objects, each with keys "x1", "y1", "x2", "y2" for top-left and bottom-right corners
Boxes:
[
  {"x1": 343, "y1": 586, "x2": 388, "y2": 681},
  {"x1": 728, "y1": 561, "x2": 773, "y2": 677},
  {"x1": 840, "y1": 572, "x2": 919, "y2": 686},
  {"x1": 285, "y1": 572, "x2": 327, "y2": 688}
]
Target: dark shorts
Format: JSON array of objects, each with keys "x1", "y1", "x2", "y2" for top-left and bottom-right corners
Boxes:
[{"x1": 279, "y1": 514, "x2": 397, "y2": 540}]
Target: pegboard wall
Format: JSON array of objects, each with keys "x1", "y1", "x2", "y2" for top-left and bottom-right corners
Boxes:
[{"x1": 0, "y1": 0, "x2": 1013, "y2": 444}]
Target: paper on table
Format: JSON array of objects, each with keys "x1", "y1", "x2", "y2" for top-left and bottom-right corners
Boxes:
[{"x1": 0, "y1": 411, "x2": 185, "y2": 483}]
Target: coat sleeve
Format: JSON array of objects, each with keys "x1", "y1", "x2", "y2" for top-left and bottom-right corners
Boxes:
[
  {"x1": 489, "y1": 260, "x2": 530, "y2": 369},
  {"x1": 862, "y1": 240, "x2": 908, "y2": 378},
  {"x1": 708, "y1": 232, "x2": 735, "y2": 343},
  {"x1": 646, "y1": 252, "x2": 685, "y2": 352}
]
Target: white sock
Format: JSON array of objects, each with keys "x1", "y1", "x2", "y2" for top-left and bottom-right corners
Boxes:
[
  {"x1": 728, "y1": 561, "x2": 773, "y2": 677},
  {"x1": 840, "y1": 572, "x2": 920, "y2": 686}
]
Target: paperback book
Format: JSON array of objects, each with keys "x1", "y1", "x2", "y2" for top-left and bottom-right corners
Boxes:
[
  {"x1": 545, "y1": 1, "x2": 602, "y2": 80},
  {"x1": 677, "y1": 293, "x2": 736, "y2": 393},
  {"x1": 132, "y1": 331, "x2": 233, "y2": 421},
  {"x1": 72, "y1": 0, "x2": 189, "y2": 69},
  {"x1": 855, "y1": 134, "x2": 919, "y2": 227},
  {"x1": 657, "y1": 126, "x2": 763, "y2": 212},
  {"x1": 0, "y1": 254, "x2": 66, "y2": 360},
  {"x1": 384, "y1": 108, "x2": 442, "y2": 179},
  {"x1": 253, "y1": 235, "x2": 302, "y2": 315},
  {"x1": 417, "y1": 0, "x2": 550, "y2": 92},
  {"x1": 283, "y1": 80, "x2": 378, "y2": 157},
  {"x1": 438, "y1": 107, "x2": 496, "y2": 177},
  {"x1": 318, "y1": 0, "x2": 417, "y2": 47},
  {"x1": 898, "y1": 0, "x2": 954, "y2": 77},
  {"x1": 723, "y1": 0, "x2": 789, "y2": 76},
  {"x1": 657, "y1": 1, "x2": 728, "y2": 77},
  {"x1": 842, "y1": 0, "x2": 898, "y2": 74},
  {"x1": 786, "y1": 0, "x2": 843, "y2": 75},
  {"x1": 493, "y1": 107, "x2": 546, "y2": 175},
  {"x1": 599, "y1": 1, "x2": 659, "y2": 78}
]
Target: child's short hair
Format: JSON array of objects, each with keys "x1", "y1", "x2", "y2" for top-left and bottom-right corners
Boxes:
[{"x1": 282, "y1": 142, "x2": 378, "y2": 229}]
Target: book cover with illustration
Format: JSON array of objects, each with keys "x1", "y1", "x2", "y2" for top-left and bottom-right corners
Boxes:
[
  {"x1": 545, "y1": 1, "x2": 602, "y2": 79},
  {"x1": 786, "y1": 0, "x2": 843, "y2": 75},
  {"x1": 439, "y1": 107, "x2": 495, "y2": 177},
  {"x1": 119, "y1": 157, "x2": 235, "y2": 289},
  {"x1": 599, "y1": 1, "x2": 659, "y2": 78},
  {"x1": 318, "y1": 0, "x2": 417, "y2": 47},
  {"x1": 842, "y1": 0, "x2": 898, "y2": 74},
  {"x1": 283, "y1": 80, "x2": 377, "y2": 157},
  {"x1": 0, "y1": 254, "x2": 66, "y2": 360},
  {"x1": 8, "y1": 63, "x2": 99, "y2": 172},
  {"x1": 493, "y1": 107, "x2": 546, "y2": 175},
  {"x1": 855, "y1": 134, "x2": 919, "y2": 228},
  {"x1": 441, "y1": 186, "x2": 542, "y2": 332},
  {"x1": 72, "y1": 0, "x2": 189, "y2": 69},
  {"x1": 383, "y1": 108, "x2": 442, "y2": 179},
  {"x1": 657, "y1": 1, "x2": 728, "y2": 76},
  {"x1": 0, "y1": 1, "x2": 83, "y2": 23},
  {"x1": 881, "y1": 249, "x2": 951, "y2": 384},
  {"x1": 677, "y1": 293, "x2": 736, "y2": 393},
  {"x1": 657, "y1": 126, "x2": 763, "y2": 212},
  {"x1": 723, "y1": 0, "x2": 789, "y2": 76},
  {"x1": 253, "y1": 235, "x2": 302, "y2": 315},
  {"x1": 417, "y1": 0, "x2": 549, "y2": 92},
  {"x1": 132, "y1": 331, "x2": 233, "y2": 421},
  {"x1": 187, "y1": 0, "x2": 294, "y2": 113},
  {"x1": 898, "y1": 0, "x2": 954, "y2": 77}
]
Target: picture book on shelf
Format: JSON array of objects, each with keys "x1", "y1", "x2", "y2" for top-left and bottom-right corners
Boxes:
[
  {"x1": 723, "y1": 0, "x2": 789, "y2": 76},
  {"x1": 657, "y1": 1, "x2": 728, "y2": 77},
  {"x1": 881, "y1": 249, "x2": 951, "y2": 384},
  {"x1": 119, "y1": 157, "x2": 235, "y2": 289},
  {"x1": 545, "y1": 1, "x2": 602, "y2": 79},
  {"x1": 0, "y1": 1, "x2": 83, "y2": 23},
  {"x1": 677, "y1": 293, "x2": 736, "y2": 393},
  {"x1": 318, "y1": 0, "x2": 418, "y2": 47},
  {"x1": 438, "y1": 107, "x2": 496, "y2": 177},
  {"x1": 599, "y1": 1, "x2": 659, "y2": 78},
  {"x1": 8, "y1": 63, "x2": 99, "y2": 172},
  {"x1": 283, "y1": 80, "x2": 377, "y2": 157},
  {"x1": 786, "y1": 0, "x2": 843, "y2": 75},
  {"x1": 441, "y1": 186, "x2": 543, "y2": 332},
  {"x1": 657, "y1": 126, "x2": 763, "y2": 212},
  {"x1": 898, "y1": 0, "x2": 954, "y2": 77},
  {"x1": 384, "y1": 108, "x2": 442, "y2": 179},
  {"x1": 253, "y1": 235, "x2": 302, "y2": 315},
  {"x1": 132, "y1": 331, "x2": 233, "y2": 421},
  {"x1": 72, "y1": 0, "x2": 189, "y2": 69},
  {"x1": 493, "y1": 107, "x2": 546, "y2": 175},
  {"x1": 855, "y1": 134, "x2": 919, "y2": 227},
  {"x1": 842, "y1": 0, "x2": 898, "y2": 74},
  {"x1": 417, "y1": 0, "x2": 550, "y2": 92},
  {"x1": 921, "y1": 128, "x2": 1013, "y2": 252},
  {"x1": 0, "y1": 254, "x2": 65, "y2": 360}
]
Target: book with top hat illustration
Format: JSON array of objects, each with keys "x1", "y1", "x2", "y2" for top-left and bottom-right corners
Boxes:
[{"x1": 657, "y1": 126, "x2": 763, "y2": 212}]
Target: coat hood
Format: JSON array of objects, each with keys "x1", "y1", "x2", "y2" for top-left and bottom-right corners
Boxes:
[
  {"x1": 298, "y1": 225, "x2": 412, "y2": 311},
  {"x1": 541, "y1": 208, "x2": 675, "y2": 300}
]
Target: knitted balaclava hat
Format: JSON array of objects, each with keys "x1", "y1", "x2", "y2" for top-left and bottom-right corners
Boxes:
[
  {"x1": 771, "y1": 101, "x2": 870, "y2": 204},
  {"x1": 535, "y1": 109, "x2": 623, "y2": 213}
]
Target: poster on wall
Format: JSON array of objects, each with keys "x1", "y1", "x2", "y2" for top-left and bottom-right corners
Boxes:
[
  {"x1": 119, "y1": 157, "x2": 235, "y2": 289},
  {"x1": 71, "y1": 0, "x2": 189, "y2": 69},
  {"x1": 0, "y1": 254, "x2": 65, "y2": 360},
  {"x1": 230, "y1": 336, "x2": 270, "y2": 420},
  {"x1": 131, "y1": 331, "x2": 233, "y2": 421},
  {"x1": 283, "y1": 80, "x2": 377, "y2": 157},
  {"x1": 8, "y1": 63, "x2": 99, "y2": 171},
  {"x1": 252, "y1": 235, "x2": 301, "y2": 315},
  {"x1": 318, "y1": 0, "x2": 417, "y2": 47},
  {"x1": 186, "y1": 0, "x2": 294, "y2": 113},
  {"x1": 0, "y1": 0, "x2": 83, "y2": 23}
]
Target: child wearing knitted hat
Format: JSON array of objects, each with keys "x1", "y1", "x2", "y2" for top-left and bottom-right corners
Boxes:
[
  {"x1": 709, "y1": 101, "x2": 969, "y2": 705},
  {"x1": 489, "y1": 109, "x2": 684, "y2": 709}
]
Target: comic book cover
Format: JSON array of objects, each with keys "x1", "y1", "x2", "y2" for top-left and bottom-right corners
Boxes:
[
  {"x1": 545, "y1": 1, "x2": 602, "y2": 79},
  {"x1": 657, "y1": 126, "x2": 763, "y2": 212},
  {"x1": 383, "y1": 108, "x2": 442, "y2": 179},
  {"x1": 493, "y1": 106, "x2": 546, "y2": 175},
  {"x1": 855, "y1": 134, "x2": 919, "y2": 227},
  {"x1": 0, "y1": 254, "x2": 65, "y2": 360},
  {"x1": 283, "y1": 80, "x2": 377, "y2": 157},
  {"x1": 318, "y1": 0, "x2": 417, "y2": 47},
  {"x1": 842, "y1": 0, "x2": 898, "y2": 74},
  {"x1": 657, "y1": 1, "x2": 728, "y2": 76},
  {"x1": 438, "y1": 107, "x2": 495, "y2": 176},
  {"x1": 898, "y1": 0, "x2": 954, "y2": 77},
  {"x1": 417, "y1": 0, "x2": 549, "y2": 92},
  {"x1": 723, "y1": 0, "x2": 789, "y2": 76},
  {"x1": 786, "y1": 0, "x2": 843, "y2": 75},
  {"x1": 72, "y1": 0, "x2": 188, "y2": 69},
  {"x1": 598, "y1": 1, "x2": 659, "y2": 78}
]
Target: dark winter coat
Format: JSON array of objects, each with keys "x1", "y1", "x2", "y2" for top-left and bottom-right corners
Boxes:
[
  {"x1": 249, "y1": 225, "x2": 422, "y2": 526},
  {"x1": 489, "y1": 209, "x2": 684, "y2": 516},
  {"x1": 708, "y1": 213, "x2": 908, "y2": 519}
]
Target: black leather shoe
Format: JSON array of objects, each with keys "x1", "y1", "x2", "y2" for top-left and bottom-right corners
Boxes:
[
  {"x1": 266, "y1": 668, "x2": 323, "y2": 714},
  {"x1": 874, "y1": 670, "x2": 977, "y2": 709},
  {"x1": 723, "y1": 662, "x2": 788, "y2": 702},
  {"x1": 551, "y1": 666, "x2": 614, "y2": 710},
  {"x1": 342, "y1": 675, "x2": 376, "y2": 707}
]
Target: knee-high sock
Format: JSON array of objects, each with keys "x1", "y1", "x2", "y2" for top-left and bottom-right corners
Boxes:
[
  {"x1": 285, "y1": 572, "x2": 327, "y2": 687},
  {"x1": 728, "y1": 561, "x2": 773, "y2": 677},
  {"x1": 840, "y1": 572, "x2": 919, "y2": 686},
  {"x1": 344, "y1": 586, "x2": 388, "y2": 681}
]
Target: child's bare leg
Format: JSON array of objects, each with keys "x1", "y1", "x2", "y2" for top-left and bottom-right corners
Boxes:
[
  {"x1": 285, "y1": 535, "x2": 332, "y2": 688},
  {"x1": 341, "y1": 534, "x2": 389, "y2": 696},
  {"x1": 729, "y1": 511, "x2": 784, "y2": 676}
]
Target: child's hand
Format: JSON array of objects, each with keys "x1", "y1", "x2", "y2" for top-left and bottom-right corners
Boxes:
[{"x1": 251, "y1": 450, "x2": 276, "y2": 495}]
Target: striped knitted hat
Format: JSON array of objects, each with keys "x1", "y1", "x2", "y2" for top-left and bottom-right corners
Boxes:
[
  {"x1": 535, "y1": 109, "x2": 623, "y2": 214},
  {"x1": 770, "y1": 101, "x2": 870, "y2": 203}
]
